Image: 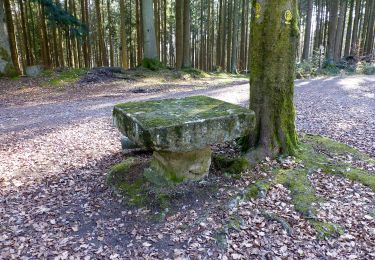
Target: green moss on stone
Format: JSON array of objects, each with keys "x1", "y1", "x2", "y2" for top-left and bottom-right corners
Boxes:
[
  {"x1": 0, "y1": 46, "x2": 11, "y2": 61},
  {"x1": 107, "y1": 157, "x2": 192, "y2": 210},
  {"x1": 3, "y1": 63, "x2": 18, "y2": 78},
  {"x1": 115, "y1": 96, "x2": 251, "y2": 129}
]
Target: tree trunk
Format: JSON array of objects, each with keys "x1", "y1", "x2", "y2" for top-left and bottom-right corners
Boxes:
[
  {"x1": 95, "y1": 0, "x2": 107, "y2": 66},
  {"x1": 107, "y1": 0, "x2": 114, "y2": 67},
  {"x1": 40, "y1": 4, "x2": 51, "y2": 68},
  {"x1": 216, "y1": 0, "x2": 223, "y2": 69},
  {"x1": 19, "y1": 0, "x2": 31, "y2": 67},
  {"x1": 364, "y1": 0, "x2": 375, "y2": 55},
  {"x1": 302, "y1": 0, "x2": 313, "y2": 60},
  {"x1": 327, "y1": 0, "x2": 339, "y2": 64},
  {"x1": 0, "y1": 0, "x2": 16, "y2": 76},
  {"x1": 344, "y1": 0, "x2": 354, "y2": 56},
  {"x1": 334, "y1": 0, "x2": 347, "y2": 61},
  {"x1": 226, "y1": 0, "x2": 232, "y2": 72},
  {"x1": 162, "y1": 0, "x2": 167, "y2": 64},
  {"x1": 351, "y1": 0, "x2": 361, "y2": 55},
  {"x1": 230, "y1": 0, "x2": 240, "y2": 73},
  {"x1": 246, "y1": 0, "x2": 299, "y2": 159},
  {"x1": 240, "y1": 0, "x2": 249, "y2": 71},
  {"x1": 120, "y1": 0, "x2": 129, "y2": 68},
  {"x1": 4, "y1": 0, "x2": 20, "y2": 74},
  {"x1": 182, "y1": 0, "x2": 191, "y2": 68},
  {"x1": 136, "y1": 0, "x2": 143, "y2": 65},
  {"x1": 175, "y1": 0, "x2": 183, "y2": 68},
  {"x1": 142, "y1": 0, "x2": 158, "y2": 60}
]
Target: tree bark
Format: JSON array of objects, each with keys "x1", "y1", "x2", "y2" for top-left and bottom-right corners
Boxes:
[
  {"x1": 334, "y1": 0, "x2": 347, "y2": 61},
  {"x1": 120, "y1": 0, "x2": 129, "y2": 68},
  {"x1": 327, "y1": 0, "x2": 339, "y2": 64},
  {"x1": 226, "y1": 0, "x2": 232, "y2": 72},
  {"x1": 142, "y1": 0, "x2": 158, "y2": 60},
  {"x1": 230, "y1": 0, "x2": 240, "y2": 73},
  {"x1": 351, "y1": 0, "x2": 361, "y2": 55},
  {"x1": 344, "y1": 0, "x2": 354, "y2": 56},
  {"x1": 4, "y1": 0, "x2": 20, "y2": 74},
  {"x1": 302, "y1": 0, "x2": 313, "y2": 61},
  {"x1": 0, "y1": 0, "x2": 16, "y2": 76},
  {"x1": 175, "y1": 0, "x2": 183, "y2": 68},
  {"x1": 364, "y1": 0, "x2": 375, "y2": 54},
  {"x1": 182, "y1": 0, "x2": 191, "y2": 68},
  {"x1": 107, "y1": 0, "x2": 114, "y2": 67},
  {"x1": 246, "y1": 0, "x2": 299, "y2": 159}
]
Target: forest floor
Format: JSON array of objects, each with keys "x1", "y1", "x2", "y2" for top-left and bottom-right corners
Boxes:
[{"x1": 0, "y1": 70, "x2": 375, "y2": 259}]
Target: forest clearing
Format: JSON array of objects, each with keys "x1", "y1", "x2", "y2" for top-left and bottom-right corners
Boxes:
[
  {"x1": 1, "y1": 0, "x2": 375, "y2": 258},
  {"x1": 1, "y1": 71, "x2": 375, "y2": 258}
]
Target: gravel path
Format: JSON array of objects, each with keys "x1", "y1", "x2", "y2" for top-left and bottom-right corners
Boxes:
[{"x1": 0, "y1": 75, "x2": 374, "y2": 259}]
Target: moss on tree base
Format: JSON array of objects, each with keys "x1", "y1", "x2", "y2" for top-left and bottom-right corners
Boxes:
[{"x1": 141, "y1": 58, "x2": 165, "y2": 70}]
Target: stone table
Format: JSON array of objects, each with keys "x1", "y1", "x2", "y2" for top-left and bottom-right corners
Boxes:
[{"x1": 113, "y1": 96, "x2": 255, "y2": 182}]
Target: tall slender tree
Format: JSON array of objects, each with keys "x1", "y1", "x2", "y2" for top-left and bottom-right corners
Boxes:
[
  {"x1": 182, "y1": 0, "x2": 191, "y2": 68},
  {"x1": 0, "y1": 0, "x2": 17, "y2": 76},
  {"x1": 302, "y1": 0, "x2": 313, "y2": 60},
  {"x1": 230, "y1": 0, "x2": 240, "y2": 73},
  {"x1": 3, "y1": 0, "x2": 20, "y2": 74},
  {"x1": 120, "y1": 0, "x2": 129, "y2": 69},
  {"x1": 142, "y1": 0, "x2": 158, "y2": 61}
]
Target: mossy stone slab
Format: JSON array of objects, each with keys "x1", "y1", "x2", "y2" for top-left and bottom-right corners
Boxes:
[{"x1": 113, "y1": 95, "x2": 255, "y2": 152}]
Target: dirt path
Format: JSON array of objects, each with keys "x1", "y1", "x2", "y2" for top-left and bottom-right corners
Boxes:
[{"x1": 0, "y1": 75, "x2": 374, "y2": 258}]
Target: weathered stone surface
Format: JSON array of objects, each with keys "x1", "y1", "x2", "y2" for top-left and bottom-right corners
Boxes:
[
  {"x1": 113, "y1": 96, "x2": 255, "y2": 152},
  {"x1": 121, "y1": 136, "x2": 141, "y2": 150},
  {"x1": 147, "y1": 147, "x2": 212, "y2": 181},
  {"x1": 26, "y1": 65, "x2": 43, "y2": 77}
]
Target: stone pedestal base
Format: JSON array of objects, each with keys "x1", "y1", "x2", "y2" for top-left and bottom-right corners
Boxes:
[
  {"x1": 149, "y1": 147, "x2": 212, "y2": 182},
  {"x1": 121, "y1": 136, "x2": 141, "y2": 150}
]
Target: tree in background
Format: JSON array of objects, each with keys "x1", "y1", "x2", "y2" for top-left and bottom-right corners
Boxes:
[
  {"x1": 120, "y1": 0, "x2": 129, "y2": 69},
  {"x1": 142, "y1": 0, "x2": 159, "y2": 67},
  {"x1": 182, "y1": 0, "x2": 191, "y2": 68},
  {"x1": 245, "y1": 0, "x2": 299, "y2": 159},
  {"x1": 0, "y1": 0, "x2": 374, "y2": 77},
  {"x1": 0, "y1": 0, "x2": 17, "y2": 77}
]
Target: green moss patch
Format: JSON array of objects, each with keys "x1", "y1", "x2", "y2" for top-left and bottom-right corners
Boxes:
[
  {"x1": 276, "y1": 168, "x2": 319, "y2": 218},
  {"x1": 297, "y1": 134, "x2": 375, "y2": 191},
  {"x1": 271, "y1": 134, "x2": 374, "y2": 239},
  {"x1": 181, "y1": 67, "x2": 209, "y2": 78},
  {"x1": 115, "y1": 95, "x2": 252, "y2": 129},
  {"x1": 309, "y1": 220, "x2": 344, "y2": 240},
  {"x1": 213, "y1": 155, "x2": 250, "y2": 176},
  {"x1": 107, "y1": 157, "x2": 176, "y2": 209},
  {"x1": 45, "y1": 68, "x2": 87, "y2": 87},
  {"x1": 107, "y1": 157, "x2": 214, "y2": 210},
  {"x1": 244, "y1": 180, "x2": 271, "y2": 199},
  {"x1": 142, "y1": 58, "x2": 165, "y2": 70},
  {"x1": 107, "y1": 157, "x2": 149, "y2": 207}
]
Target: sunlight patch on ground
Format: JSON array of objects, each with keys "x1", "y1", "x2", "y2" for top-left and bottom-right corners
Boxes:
[
  {"x1": 337, "y1": 75, "x2": 375, "y2": 91},
  {"x1": 295, "y1": 80, "x2": 314, "y2": 87}
]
